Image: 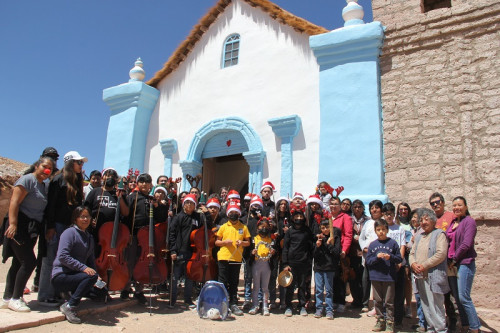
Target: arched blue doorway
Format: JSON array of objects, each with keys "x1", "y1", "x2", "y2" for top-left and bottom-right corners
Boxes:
[{"x1": 179, "y1": 117, "x2": 265, "y2": 192}]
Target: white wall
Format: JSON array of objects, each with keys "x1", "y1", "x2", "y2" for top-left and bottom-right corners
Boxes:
[{"x1": 146, "y1": 0, "x2": 321, "y2": 195}]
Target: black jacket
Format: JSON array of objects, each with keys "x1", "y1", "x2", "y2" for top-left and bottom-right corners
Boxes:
[
  {"x1": 282, "y1": 225, "x2": 314, "y2": 266},
  {"x1": 46, "y1": 173, "x2": 83, "y2": 229},
  {"x1": 168, "y1": 210, "x2": 212, "y2": 256},
  {"x1": 313, "y1": 227, "x2": 341, "y2": 272}
]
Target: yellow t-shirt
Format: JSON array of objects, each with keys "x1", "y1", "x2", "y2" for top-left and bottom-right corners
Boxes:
[
  {"x1": 253, "y1": 235, "x2": 273, "y2": 259},
  {"x1": 217, "y1": 220, "x2": 251, "y2": 262}
]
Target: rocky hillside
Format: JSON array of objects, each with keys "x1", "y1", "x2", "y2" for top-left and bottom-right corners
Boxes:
[{"x1": 0, "y1": 156, "x2": 30, "y2": 218}]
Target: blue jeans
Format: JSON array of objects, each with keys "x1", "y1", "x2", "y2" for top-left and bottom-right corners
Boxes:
[
  {"x1": 38, "y1": 223, "x2": 68, "y2": 301},
  {"x1": 458, "y1": 262, "x2": 481, "y2": 330},
  {"x1": 244, "y1": 261, "x2": 253, "y2": 301},
  {"x1": 415, "y1": 292, "x2": 427, "y2": 329},
  {"x1": 314, "y1": 271, "x2": 334, "y2": 313},
  {"x1": 52, "y1": 272, "x2": 98, "y2": 307}
]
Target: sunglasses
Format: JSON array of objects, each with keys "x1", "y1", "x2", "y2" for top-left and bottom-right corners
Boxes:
[
  {"x1": 430, "y1": 200, "x2": 442, "y2": 207},
  {"x1": 74, "y1": 160, "x2": 84, "y2": 165}
]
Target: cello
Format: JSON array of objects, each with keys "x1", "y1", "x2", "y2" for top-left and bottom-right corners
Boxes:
[
  {"x1": 133, "y1": 196, "x2": 168, "y2": 287},
  {"x1": 95, "y1": 191, "x2": 130, "y2": 293},
  {"x1": 186, "y1": 213, "x2": 217, "y2": 283}
]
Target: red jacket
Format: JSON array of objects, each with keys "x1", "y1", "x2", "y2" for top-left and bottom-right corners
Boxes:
[{"x1": 331, "y1": 212, "x2": 353, "y2": 253}]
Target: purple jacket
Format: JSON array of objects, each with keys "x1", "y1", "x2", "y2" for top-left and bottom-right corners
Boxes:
[{"x1": 446, "y1": 215, "x2": 477, "y2": 265}]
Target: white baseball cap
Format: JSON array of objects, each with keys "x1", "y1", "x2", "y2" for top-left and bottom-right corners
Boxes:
[{"x1": 63, "y1": 151, "x2": 88, "y2": 163}]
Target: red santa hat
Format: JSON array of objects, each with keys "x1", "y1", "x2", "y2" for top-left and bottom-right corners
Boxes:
[
  {"x1": 260, "y1": 181, "x2": 275, "y2": 193},
  {"x1": 250, "y1": 195, "x2": 264, "y2": 209},
  {"x1": 292, "y1": 192, "x2": 305, "y2": 201},
  {"x1": 276, "y1": 196, "x2": 290, "y2": 205},
  {"x1": 206, "y1": 197, "x2": 221, "y2": 209},
  {"x1": 227, "y1": 190, "x2": 240, "y2": 200},
  {"x1": 244, "y1": 193, "x2": 254, "y2": 201},
  {"x1": 306, "y1": 194, "x2": 324, "y2": 209},
  {"x1": 226, "y1": 200, "x2": 241, "y2": 216},
  {"x1": 182, "y1": 194, "x2": 197, "y2": 207}
]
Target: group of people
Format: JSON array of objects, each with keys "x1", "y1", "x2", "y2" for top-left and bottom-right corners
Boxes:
[{"x1": 0, "y1": 147, "x2": 481, "y2": 333}]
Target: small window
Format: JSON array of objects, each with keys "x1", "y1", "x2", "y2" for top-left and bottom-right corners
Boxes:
[
  {"x1": 222, "y1": 34, "x2": 240, "y2": 68},
  {"x1": 421, "y1": 0, "x2": 451, "y2": 13}
]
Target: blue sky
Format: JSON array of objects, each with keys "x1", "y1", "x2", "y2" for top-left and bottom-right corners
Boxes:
[{"x1": 0, "y1": 0, "x2": 372, "y2": 177}]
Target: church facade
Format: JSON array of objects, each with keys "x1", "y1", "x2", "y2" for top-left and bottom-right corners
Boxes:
[{"x1": 103, "y1": 0, "x2": 386, "y2": 202}]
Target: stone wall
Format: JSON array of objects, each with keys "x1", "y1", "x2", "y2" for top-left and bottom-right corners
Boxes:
[{"x1": 372, "y1": 0, "x2": 500, "y2": 315}]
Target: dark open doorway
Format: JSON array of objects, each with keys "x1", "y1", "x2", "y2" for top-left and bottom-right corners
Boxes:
[{"x1": 202, "y1": 154, "x2": 249, "y2": 196}]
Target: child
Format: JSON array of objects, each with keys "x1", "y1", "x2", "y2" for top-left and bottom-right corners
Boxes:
[
  {"x1": 282, "y1": 204, "x2": 314, "y2": 317},
  {"x1": 215, "y1": 201, "x2": 251, "y2": 316},
  {"x1": 313, "y1": 220, "x2": 341, "y2": 319},
  {"x1": 248, "y1": 217, "x2": 277, "y2": 316},
  {"x1": 366, "y1": 219, "x2": 402, "y2": 333}
]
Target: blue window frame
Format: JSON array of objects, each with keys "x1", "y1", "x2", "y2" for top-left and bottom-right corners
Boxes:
[{"x1": 222, "y1": 34, "x2": 240, "y2": 68}]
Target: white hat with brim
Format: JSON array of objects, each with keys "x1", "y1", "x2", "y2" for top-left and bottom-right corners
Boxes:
[{"x1": 63, "y1": 151, "x2": 88, "y2": 164}]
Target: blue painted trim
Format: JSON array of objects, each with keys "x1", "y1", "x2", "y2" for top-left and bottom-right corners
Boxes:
[
  {"x1": 180, "y1": 117, "x2": 265, "y2": 192},
  {"x1": 159, "y1": 139, "x2": 178, "y2": 177},
  {"x1": 103, "y1": 81, "x2": 159, "y2": 176},
  {"x1": 310, "y1": 22, "x2": 387, "y2": 203},
  {"x1": 268, "y1": 115, "x2": 302, "y2": 197}
]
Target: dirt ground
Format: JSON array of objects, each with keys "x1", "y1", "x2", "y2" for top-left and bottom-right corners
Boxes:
[{"x1": 0, "y1": 255, "x2": 498, "y2": 332}]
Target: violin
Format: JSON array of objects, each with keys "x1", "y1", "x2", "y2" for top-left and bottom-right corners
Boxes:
[
  {"x1": 133, "y1": 199, "x2": 168, "y2": 285},
  {"x1": 96, "y1": 194, "x2": 130, "y2": 292},
  {"x1": 186, "y1": 213, "x2": 217, "y2": 283}
]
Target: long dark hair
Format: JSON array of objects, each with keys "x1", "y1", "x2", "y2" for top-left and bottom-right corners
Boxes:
[
  {"x1": 23, "y1": 157, "x2": 55, "y2": 176},
  {"x1": 58, "y1": 159, "x2": 83, "y2": 205}
]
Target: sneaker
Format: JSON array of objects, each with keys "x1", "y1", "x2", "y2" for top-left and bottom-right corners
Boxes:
[
  {"x1": 300, "y1": 307, "x2": 307, "y2": 316},
  {"x1": 38, "y1": 299, "x2": 60, "y2": 307},
  {"x1": 372, "y1": 318, "x2": 386, "y2": 332},
  {"x1": 185, "y1": 300, "x2": 196, "y2": 309},
  {"x1": 405, "y1": 305, "x2": 412, "y2": 318},
  {"x1": 60, "y1": 302, "x2": 81, "y2": 324},
  {"x1": 230, "y1": 304, "x2": 243, "y2": 316},
  {"x1": 248, "y1": 306, "x2": 259, "y2": 315},
  {"x1": 263, "y1": 307, "x2": 270, "y2": 316},
  {"x1": 326, "y1": 311, "x2": 334, "y2": 320},
  {"x1": 1, "y1": 298, "x2": 10, "y2": 309},
  {"x1": 314, "y1": 309, "x2": 322, "y2": 318},
  {"x1": 133, "y1": 292, "x2": 147, "y2": 305},
  {"x1": 367, "y1": 308, "x2": 377, "y2": 317},
  {"x1": 242, "y1": 300, "x2": 252, "y2": 310},
  {"x1": 337, "y1": 304, "x2": 345, "y2": 313},
  {"x1": 120, "y1": 289, "x2": 130, "y2": 300},
  {"x1": 386, "y1": 320, "x2": 394, "y2": 333},
  {"x1": 362, "y1": 306, "x2": 370, "y2": 312},
  {"x1": 23, "y1": 287, "x2": 30, "y2": 295},
  {"x1": 8, "y1": 298, "x2": 31, "y2": 312},
  {"x1": 285, "y1": 307, "x2": 293, "y2": 317}
]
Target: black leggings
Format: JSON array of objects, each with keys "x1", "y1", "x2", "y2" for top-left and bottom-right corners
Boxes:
[{"x1": 4, "y1": 238, "x2": 37, "y2": 300}]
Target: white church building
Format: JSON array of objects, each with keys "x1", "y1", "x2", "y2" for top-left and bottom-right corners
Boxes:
[{"x1": 103, "y1": 0, "x2": 386, "y2": 203}]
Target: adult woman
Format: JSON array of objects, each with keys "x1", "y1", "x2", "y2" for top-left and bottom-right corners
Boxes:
[
  {"x1": 273, "y1": 197, "x2": 291, "y2": 309},
  {"x1": 329, "y1": 196, "x2": 353, "y2": 313},
  {"x1": 348, "y1": 199, "x2": 369, "y2": 308},
  {"x1": 52, "y1": 206, "x2": 99, "y2": 324},
  {"x1": 447, "y1": 196, "x2": 480, "y2": 333},
  {"x1": 396, "y1": 201, "x2": 413, "y2": 318},
  {"x1": 38, "y1": 151, "x2": 87, "y2": 306},
  {"x1": 1, "y1": 157, "x2": 54, "y2": 312},
  {"x1": 341, "y1": 198, "x2": 352, "y2": 215},
  {"x1": 84, "y1": 168, "x2": 129, "y2": 256}
]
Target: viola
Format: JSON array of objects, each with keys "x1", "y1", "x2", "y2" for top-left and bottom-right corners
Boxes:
[
  {"x1": 133, "y1": 201, "x2": 168, "y2": 285},
  {"x1": 186, "y1": 213, "x2": 217, "y2": 283},
  {"x1": 96, "y1": 194, "x2": 130, "y2": 291}
]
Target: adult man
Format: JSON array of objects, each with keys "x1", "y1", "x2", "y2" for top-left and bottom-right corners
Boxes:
[
  {"x1": 409, "y1": 208, "x2": 450, "y2": 333},
  {"x1": 156, "y1": 175, "x2": 169, "y2": 186},
  {"x1": 429, "y1": 192, "x2": 457, "y2": 331},
  {"x1": 260, "y1": 181, "x2": 275, "y2": 218}
]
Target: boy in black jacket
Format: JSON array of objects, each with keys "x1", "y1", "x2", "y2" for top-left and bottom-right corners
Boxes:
[
  {"x1": 313, "y1": 219, "x2": 341, "y2": 319},
  {"x1": 282, "y1": 207, "x2": 314, "y2": 317}
]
